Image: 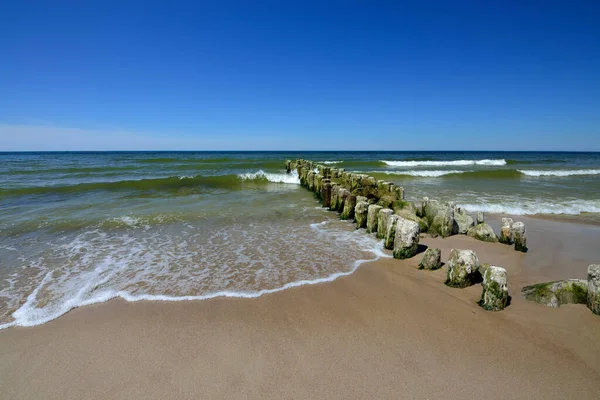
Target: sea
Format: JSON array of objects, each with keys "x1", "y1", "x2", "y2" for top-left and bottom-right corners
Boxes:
[{"x1": 1, "y1": 151, "x2": 599, "y2": 328}]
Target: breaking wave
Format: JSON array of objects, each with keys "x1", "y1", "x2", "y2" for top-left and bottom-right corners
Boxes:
[
  {"x1": 518, "y1": 169, "x2": 600, "y2": 177},
  {"x1": 382, "y1": 159, "x2": 506, "y2": 167},
  {"x1": 0, "y1": 171, "x2": 300, "y2": 197},
  {"x1": 371, "y1": 169, "x2": 600, "y2": 179},
  {"x1": 237, "y1": 169, "x2": 300, "y2": 184},
  {"x1": 460, "y1": 200, "x2": 600, "y2": 215},
  {"x1": 380, "y1": 170, "x2": 464, "y2": 177}
]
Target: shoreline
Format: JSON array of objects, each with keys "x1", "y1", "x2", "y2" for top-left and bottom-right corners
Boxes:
[
  {"x1": 1, "y1": 223, "x2": 599, "y2": 399},
  {"x1": 1, "y1": 211, "x2": 598, "y2": 330}
]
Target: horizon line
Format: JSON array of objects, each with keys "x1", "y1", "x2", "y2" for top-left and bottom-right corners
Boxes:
[{"x1": 1, "y1": 149, "x2": 599, "y2": 153}]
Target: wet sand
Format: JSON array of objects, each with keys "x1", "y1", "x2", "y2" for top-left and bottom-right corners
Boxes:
[{"x1": 1, "y1": 218, "x2": 599, "y2": 399}]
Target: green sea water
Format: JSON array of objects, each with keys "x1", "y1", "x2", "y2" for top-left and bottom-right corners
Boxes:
[{"x1": 1, "y1": 151, "x2": 599, "y2": 328}]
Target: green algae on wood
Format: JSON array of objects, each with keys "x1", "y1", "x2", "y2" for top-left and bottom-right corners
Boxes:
[
  {"x1": 521, "y1": 279, "x2": 588, "y2": 308},
  {"x1": 478, "y1": 266, "x2": 509, "y2": 311}
]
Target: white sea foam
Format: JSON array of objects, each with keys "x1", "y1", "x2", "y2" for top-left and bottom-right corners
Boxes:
[
  {"x1": 0, "y1": 215, "x2": 387, "y2": 330},
  {"x1": 518, "y1": 169, "x2": 600, "y2": 177},
  {"x1": 461, "y1": 199, "x2": 600, "y2": 215},
  {"x1": 238, "y1": 169, "x2": 300, "y2": 184},
  {"x1": 382, "y1": 159, "x2": 506, "y2": 167},
  {"x1": 1, "y1": 250, "x2": 385, "y2": 330},
  {"x1": 320, "y1": 161, "x2": 342, "y2": 164},
  {"x1": 380, "y1": 170, "x2": 464, "y2": 177}
]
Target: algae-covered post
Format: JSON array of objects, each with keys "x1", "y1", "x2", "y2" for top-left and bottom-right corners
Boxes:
[
  {"x1": 393, "y1": 217, "x2": 420, "y2": 259},
  {"x1": 467, "y1": 222, "x2": 498, "y2": 243},
  {"x1": 479, "y1": 266, "x2": 509, "y2": 311},
  {"x1": 445, "y1": 249, "x2": 481, "y2": 288},
  {"x1": 499, "y1": 218, "x2": 514, "y2": 244},
  {"x1": 512, "y1": 222, "x2": 527, "y2": 252},
  {"x1": 587, "y1": 264, "x2": 600, "y2": 315},
  {"x1": 383, "y1": 214, "x2": 400, "y2": 250},
  {"x1": 418, "y1": 248, "x2": 442, "y2": 270},
  {"x1": 366, "y1": 204, "x2": 383, "y2": 234},
  {"x1": 355, "y1": 198, "x2": 369, "y2": 229},
  {"x1": 521, "y1": 279, "x2": 588, "y2": 308},
  {"x1": 377, "y1": 209, "x2": 394, "y2": 240}
]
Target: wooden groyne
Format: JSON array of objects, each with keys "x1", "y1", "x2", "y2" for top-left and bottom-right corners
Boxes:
[
  {"x1": 286, "y1": 159, "x2": 420, "y2": 259},
  {"x1": 285, "y1": 159, "x2": 600, "y2": 315}
]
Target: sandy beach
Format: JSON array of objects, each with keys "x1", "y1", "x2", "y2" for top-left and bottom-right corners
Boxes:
[
  {"x1": 3, "y1": 1, "x2": 600, "y2": 398},
  {"x1": 1, "y1": 216, "x2": 599, "y2": 399}
]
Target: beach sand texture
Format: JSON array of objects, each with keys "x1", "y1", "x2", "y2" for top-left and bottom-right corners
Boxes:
[{"x1": 1, "y1": 230, "x2": 599, "y2": 400}]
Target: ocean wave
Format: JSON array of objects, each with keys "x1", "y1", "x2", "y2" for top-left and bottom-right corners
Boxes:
[
  {"x1": 0, "y1": 171, "x2": 300, "y2": 197},
  {"x1": 382, "y1": 159, "x2": 506, "y2": 167},
  {"x1": 319, "y1": 160, "x2": 342, "y2": 164},
  {"x1": 380, "y1": 170, "x2": 464, "y2": 177},
  {"x1": 461, "y1": 199, "x2": 600, "y2": 215},
  {"x1": 238, "y1": 169, "x2": 300, "y2": 184},
  {"x1": 370, "y1": 169, "x2": 521, "y2": 179},
  {"x1": 518, "y1": 169, "x2": 600, "y2": 177},
  {"x1": 375, "y1": 168, "x2": 599, "y2": 179},
  {"x1": 506, "y1": 158, "x2": 563, "y2": 165}
]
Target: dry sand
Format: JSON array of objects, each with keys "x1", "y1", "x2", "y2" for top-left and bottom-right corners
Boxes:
[{"x1": 1, "y1": 219, "x2": 600, "y2": 399}]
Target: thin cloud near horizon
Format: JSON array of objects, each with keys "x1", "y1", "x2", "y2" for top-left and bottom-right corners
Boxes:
[{"x1": 1, "y1": 124, "x2": 598, "y2": 152}]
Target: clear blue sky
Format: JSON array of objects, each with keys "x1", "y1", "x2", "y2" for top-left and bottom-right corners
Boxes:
[{"x1": 1, "y1": 1, "x2": 599, "y2": 151}]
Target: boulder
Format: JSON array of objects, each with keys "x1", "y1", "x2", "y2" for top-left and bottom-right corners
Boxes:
[
  {"x1": 366, "y1": 205, "x2": 383, "y2": 234},
  {"x1": 587, "y1": 264, "x2": 600, "y2": 315},
  {"x1": 453, "y1": 206, "x2": 475, "y2": 234},
  {"x1": 377, "y1": 209, "x2": 394, "y2": 239},
  {"x1": 430, "y1": 207, "x2": 456, "y2": 238},
  {"x1": 522, "y1": 279, "x2": 588, "y2": 308},
  {"x1": 499, "y1": 217, "x2": 514, "y2": 244},
  {"x1": 512, "y1": 221, "x2": 527, "y2": 252},
  {"x1": 467, "y1": 223, "x2": 498, "y2": 243},
  {"x1": 445, "y1": 249, "x2": 481, "y2": 288},
  {"x1": 384, "y1": 215, "x2": 400, "y2": 250},
  {"x1": 393, "y1": 218, "x2": 420, "y2": 259},
  {"x1": 476, "y1": 211, "x2": 484, "y2": 225},
  {"x1": 418, "y1": 248, "x2": 441, "y2": 270},
  {"x1": 479, "y1": 266, "x2": 509, "y2": 311},
  {"x1": 341, "y1": 193, "x2": 357, "y2": 220}
]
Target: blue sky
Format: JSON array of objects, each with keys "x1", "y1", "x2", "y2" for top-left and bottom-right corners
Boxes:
[{"x1": 1, "y1": 1, "x2": 599, "y2": 151}]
